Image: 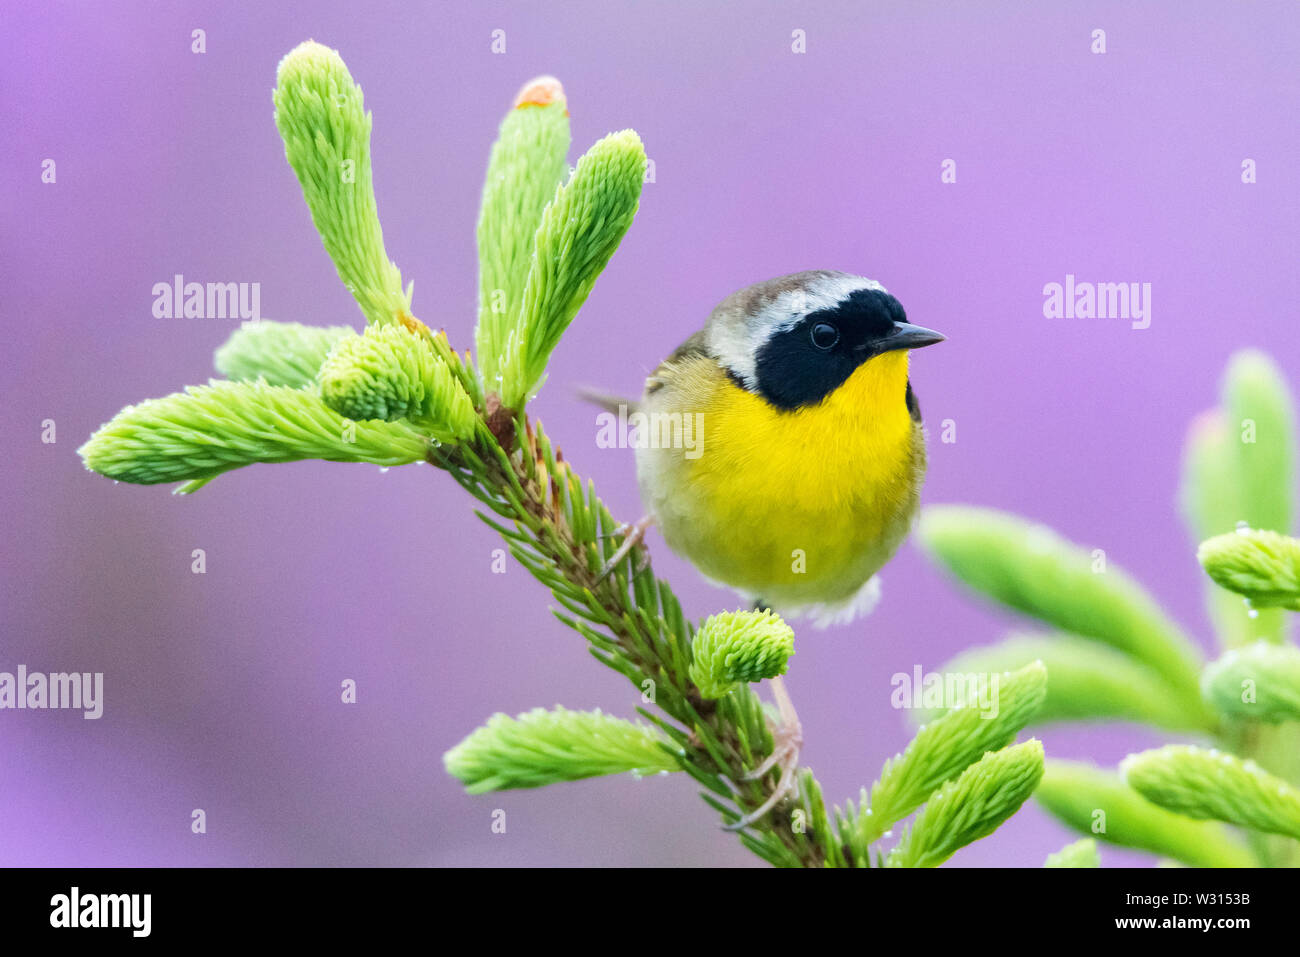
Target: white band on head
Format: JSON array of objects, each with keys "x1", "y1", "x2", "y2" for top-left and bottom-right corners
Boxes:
[{"x1": 708, "y1": 273, "x2": 887, "y2": 389}]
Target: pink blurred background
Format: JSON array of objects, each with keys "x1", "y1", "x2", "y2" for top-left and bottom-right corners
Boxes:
[{"x1": 2, "y1": 1, "x2": 1297, "y2": 866}]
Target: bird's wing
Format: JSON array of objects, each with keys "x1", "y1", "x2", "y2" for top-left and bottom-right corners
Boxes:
[
  {"x1": 645, "y1": 328, "x2": 710, "y2": 396},
  {"x1": 576, "y1": 329, "x2": 712, "y2": 413}
]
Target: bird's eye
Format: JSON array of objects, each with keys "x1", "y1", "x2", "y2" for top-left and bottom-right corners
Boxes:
[{"x1": 810, "y1": 321, "x2": 839, "y2": 350}]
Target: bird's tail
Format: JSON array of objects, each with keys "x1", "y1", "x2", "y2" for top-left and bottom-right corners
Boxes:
[{"x1": 575, "y1": 387, "x2": 638, "y2": 416}]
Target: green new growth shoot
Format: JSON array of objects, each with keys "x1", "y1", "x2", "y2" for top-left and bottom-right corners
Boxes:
[
  {"x1": 688, "y1": 610, "x2": 795, "y2": 699},
  {"x1": 444, "y1": 707, "x2": 682, "y2": 793},
  {"x1": 1044, "y1": 838, "x2": 1100, "y2": 868},
  {"x1": 1199, "y1": 529, "x2": 1300, "y2": 612},
  {"x1": 886, "y1": 740, "x2": 1045, "y2": 868},
  {"x1": 1123, "y1": 745, "x2": 1300, "y2": 841},
  {"x1": 475, "y1": 76, "x2": 571, "y2": 395},
  {"x1": 318, "y1": 324, "x2": 477, "y2": 442},
  {"x1": 1202, "y1": 642, "x2": 1300, "y2": 723},
  {"x1": 863, "y1": 662, "x2": 1046, "y2": 845},
  {"x1": 79, "y1": 380, "x2": 428, "y2": 488},
  {"x1": 273, "y1": 41, "x2": 408, "y2": 327},
  {"x1": 216, "y1": 320, "x2": 353, "y2": 388}
]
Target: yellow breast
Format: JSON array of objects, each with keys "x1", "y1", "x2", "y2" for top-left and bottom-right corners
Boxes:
[{"x1": 637, "y1": 350, "x2": 923, "y2": 604}]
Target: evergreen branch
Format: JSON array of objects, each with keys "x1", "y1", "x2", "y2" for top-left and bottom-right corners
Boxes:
[
  {"x1": 884, "y1": 740, "x2": 1044, "y2": 868},
  {"x1": 214, "y1": 320, "x2": 354, "y2": 387},
  {"x1": 434, "y1": 418, "x2": 829, "y2": 866},
  {"x1": 475, "y1": 77, "x2": 571, "y2": 390},
  {"x1": 444, "y1": 706, "x2": 683, "y2": 793},
  {"x1": 273, "y1": 41, "x2": 409, "y2": 326},
  {"x1": 862, "y1": 661, "x2": 1046, "y2": 845},
  {"x1": 1035, "y1": 759, "x2": 1255, "y2": 868},
  {"x1": 1198, "y1": 529, "x2": 1300, "y2": 612},
  {"x1": 925, "y1": 633, "x2": 1214, "y2": 732},
  {"x1": 1044, "y1": 838, "x2": 1100, "y2": 868},
  {"x1": 1202, "y1": 641, "x2": 1300, "y2": 723},
  {"x1": 916, "y1": 505, "x2": 1204, "y2": 705},
  {"x1": 1122, "y1": 744, "x2": 1300, "y2": 840},
  {"x1": 78, "y1": 380, "x2": 428, "y2": 489}
]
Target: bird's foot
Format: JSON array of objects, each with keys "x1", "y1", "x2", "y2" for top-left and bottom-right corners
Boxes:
[
  {"x1": 596, "y1": 515, "x2": 654, "y2": 582},
  {"x1": 725, "y1": 675, "x2": 803, "y2": 830}
]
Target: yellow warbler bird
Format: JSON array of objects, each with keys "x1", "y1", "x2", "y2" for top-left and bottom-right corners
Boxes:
[
  {"x1": 596, "y1": 269, "x2": 943, "y2": 626},
  {"x1": 587, "y1": 270, "x2": 944, "y2": 826}
]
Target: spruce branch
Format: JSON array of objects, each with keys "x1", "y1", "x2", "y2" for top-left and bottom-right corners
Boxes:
[
  {"x1": 433, "y1": 418, "x2": 828, "y2": 866},
  {"x1": 1179, "y1": 351, "x2": 1296, "y2": 646},
  {"x1": 1122, "y1": 745, "x2": 1300, "y2": 840},
  {"x1": 1198, "y1": 529, "x2": 1300, "y2": 612},
  {"x1": 884, "y1": 740, "x2": 1045, "y2": 868},
  {"x1": 444, "y1": 706, "x2": 683, "y2": 793},
  {"x1": 1202, "y1": 642, "x2": 1300, "y2": 723},
  {"x1": 1035, "y1": 759, "x2": 1254, "y2": 868},
  {"x1": 915, "y1": 351, "x2": 1300, "y2": 868},
  {"x1": 81, "y1": 44, "x2": 1051, "y2": 868},
  {"x1": 214, "y1": 320, "x2": 354, "y2": 388}
]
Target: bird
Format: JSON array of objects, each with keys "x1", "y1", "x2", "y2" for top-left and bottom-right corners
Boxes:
[{"x1": 584, "y1": 269, "x2": 944, "y2": 826}]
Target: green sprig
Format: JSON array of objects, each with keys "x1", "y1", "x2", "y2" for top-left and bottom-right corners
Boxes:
[
  {"x1": 79, "y1": 380, "x2": 428, "y2": 489},
  {"x1": 1179, "y1": 410, "x2": 1263, "y2": 647},
  {"x1": 1035, "y1": 760, "x2": 1254, "y2": 868},
  {"x1": 274, "y1": 40, "x2": 408, "y2": 326},
  {"x1": 927, "y1": 633, "x2": 1212, "y2": 732},
  {"x1": 1045, "y1": 838, "x2": 1100, "y2": 868},
  {"x1": 1198, "y1": 529, "x2": 1300, "y2": 612},
  {"x1": 863, "y1": 661, "x2": 1046, "y2": 844},
  {"x1": 1123, "y1": 745, "x2": 1300, "y2": 840},
  {"x1": 1224, "y1": 350, "x2": 1295, "y2": 541},
  {"x1": 1202, "y1": 642, "x2": 1300, "y2": 723},
  {"x1": 885, "y1": 740, "x2": 1045, "y2": 868},
  {"x1": 498, "y1": 129, "x2": 646, "y2": 408},
  {"x1": 444, "y1": 706, "x2": 682, "y2": 793},
  {"x1": 317, "y1": 324, "x2": 477, "y2": 442},
  {"x1": 475, "y1": 77, "x2": 571, "y2": 391},
  {"x1": 688, "y1": 609, "x2": 795, "y2": 699},
  {"x1": 214, "y1": 320, "x2": 354, "y2": 388}
]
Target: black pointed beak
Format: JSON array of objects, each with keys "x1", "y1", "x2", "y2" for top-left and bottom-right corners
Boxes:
[{"x1": 878, "y1": 322, "x2": 945, "y2": 353}]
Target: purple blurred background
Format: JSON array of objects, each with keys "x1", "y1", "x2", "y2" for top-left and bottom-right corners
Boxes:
[{"x1": 3, "y1": 1, "x2": 1297, "y2": 867}]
